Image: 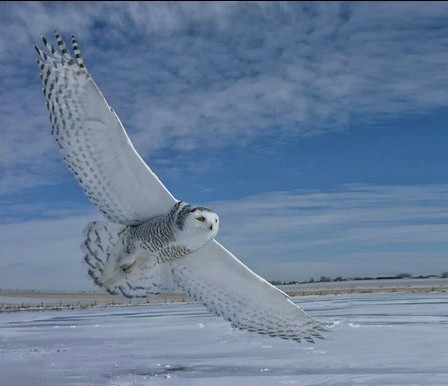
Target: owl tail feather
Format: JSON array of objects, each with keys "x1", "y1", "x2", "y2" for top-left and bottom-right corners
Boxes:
[
  {"x1": 82, "y1": 221, "x2": 131, "y2": 296},
  {"x1": 82, "y1": 221, "x2": 176, "y2": 298}
]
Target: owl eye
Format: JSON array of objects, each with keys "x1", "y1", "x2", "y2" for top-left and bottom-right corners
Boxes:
[{"x1": 196, "y1": 216, "x2": 206, "y2": 222}]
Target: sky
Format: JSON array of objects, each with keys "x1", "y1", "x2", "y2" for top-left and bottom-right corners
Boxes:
[{"x1": 0, "y1": 2, "x2": 447, "y2": 291}]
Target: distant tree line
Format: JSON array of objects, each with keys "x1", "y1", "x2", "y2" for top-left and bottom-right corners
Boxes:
[{"x1": 270, "y1": 271, "x2": 448, "y2": 286}]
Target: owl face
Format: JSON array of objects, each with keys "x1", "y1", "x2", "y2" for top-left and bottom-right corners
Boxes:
[{"x1": 174, "y1": 202, "x2": 219, "y2": 251}]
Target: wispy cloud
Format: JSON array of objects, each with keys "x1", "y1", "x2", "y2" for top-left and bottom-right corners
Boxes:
[
  {"x1": 1, "y1": 4, "x2": 447, "y2": 289},
  {"x1": 210, "y1": 184, "x2": 448, "y2": 280},
  {"x1": 1, "y1": 184, "x2": 446, "y2": 290},
  {"x1": 1, "y1": 2, "x2": 448, "y2": 194},
  {"x1": 0, "y1": 210, "x2": 98, "y2": 290}
]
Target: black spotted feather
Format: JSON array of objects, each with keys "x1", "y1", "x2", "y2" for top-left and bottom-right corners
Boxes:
[{"x1": 35, "y1": 32, "x2": 176, "y2": 225}]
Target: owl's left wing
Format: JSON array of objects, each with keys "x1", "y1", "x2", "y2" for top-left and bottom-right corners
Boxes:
[
  {"x1": 35, "y1": 32, "x2": 176, "y2": 225},
  {"x1": 171, "y1": 240, "x2": 326, "y2": 343}
]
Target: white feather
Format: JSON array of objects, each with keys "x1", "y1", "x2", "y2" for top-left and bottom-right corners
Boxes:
[
  {"x1": 36, "y1": 33, "x2": 175, "y2": 225},
  {"x1": 171, "y1": 240, "x2": 326, "y2": 343}
]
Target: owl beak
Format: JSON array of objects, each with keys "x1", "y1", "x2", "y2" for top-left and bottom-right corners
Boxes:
[{"x1": 209, "y1": 224, "x2": 213, "y2": 231}]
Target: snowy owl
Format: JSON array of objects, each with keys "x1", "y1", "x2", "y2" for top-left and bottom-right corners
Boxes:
[{"x1": 34, "y1": 32, "x2": 325, "y2": 343}]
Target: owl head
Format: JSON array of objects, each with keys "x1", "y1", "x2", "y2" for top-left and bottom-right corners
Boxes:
[{"x1": 173, "y1": 201, "x2": 219, "y2": 251}]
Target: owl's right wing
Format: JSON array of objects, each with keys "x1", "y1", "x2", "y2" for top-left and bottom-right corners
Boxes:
[
  {"x1": 171, "y1": 240, "x2": 326, "y2": 343},
  {"x1": 35, "y1": 32, "x2": 176, "y2": 225}
]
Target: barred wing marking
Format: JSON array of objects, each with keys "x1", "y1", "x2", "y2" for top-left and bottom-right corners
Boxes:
[
  {"x1": 35, "y1": 32, "x2": 176, "y2": 225},
  {"x1": 171, "y1": 240, "x2": 326, "y2": 343}
]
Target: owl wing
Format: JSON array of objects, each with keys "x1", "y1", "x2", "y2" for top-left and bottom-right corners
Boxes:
[
  {"x1": 35, "y1": 32, "x2": 176, "y2": 225},
  {"x1": 171, "y1": 240, "x2": 326, "y2": 343}
]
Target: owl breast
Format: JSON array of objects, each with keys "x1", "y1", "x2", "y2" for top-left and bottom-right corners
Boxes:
[{"x1": 128, "y1": 201, "x2": 218, "y2": 264}]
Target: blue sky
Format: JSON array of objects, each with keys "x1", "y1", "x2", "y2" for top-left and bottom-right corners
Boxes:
[{"x1": 1, "y1": 2, "x2": 447, "y2": 290}]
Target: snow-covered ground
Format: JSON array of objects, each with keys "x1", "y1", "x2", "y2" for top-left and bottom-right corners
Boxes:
[
  {"x1": 279, "y1": 277, "x2": 448, "y2": 293},
  {"x1": 1, "y1": 292, "x2": 447, "y2": 386}
]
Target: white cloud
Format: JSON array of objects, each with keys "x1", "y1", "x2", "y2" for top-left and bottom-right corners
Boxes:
[
  {"x1": 0, "y1": 210, "x2": 98, "y2": 291},
  {"x1": 1, "y1": 184, "x2": 446, "y2": 290},
  {"x1": 1, "y1": 2, "x2": 448, "y2": 194},
  {"x1": 0, "y1": 4, "x2": 447, "y2": 289},
  {"x1": 209, "y1": 184, "x2": 448, "y2": 280}
]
